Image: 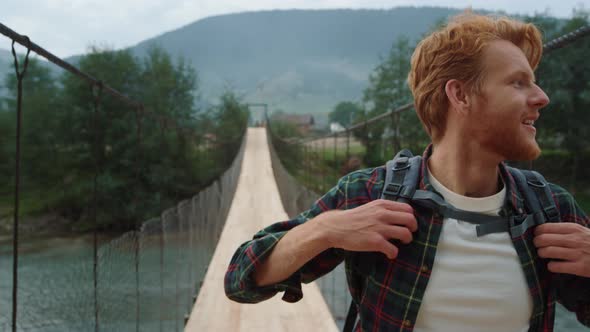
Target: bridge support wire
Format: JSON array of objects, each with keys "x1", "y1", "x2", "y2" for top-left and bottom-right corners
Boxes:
[{"x1": 10, "y1": 35, "x2": 31, "y2": 332}]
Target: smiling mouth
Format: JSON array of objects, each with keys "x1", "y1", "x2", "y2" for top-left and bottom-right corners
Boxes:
[
  {"x1": 522, "y1": 120, "x2": 537, "y2": 134},
  {"x1": 522, "y1": 120, "x2": 535, "y2": 126}
]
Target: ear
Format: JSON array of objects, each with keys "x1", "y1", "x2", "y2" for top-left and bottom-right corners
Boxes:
[{"x1": 445, "y1": 79, "x2": 471, "y2": 115}]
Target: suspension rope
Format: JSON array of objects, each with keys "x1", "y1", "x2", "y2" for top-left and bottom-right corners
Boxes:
[
  {"x1": 0, "y1": 23, "x2": 138, "y2": 109},
  {"x1": 544, "y1": 25, "x2": 590, "y2": 54},
  {"x1": 134, "y1": 104, "x2": 144, "y2": 332},
  {"x1": 10, "y1": 36, "x2": 31, "y2": 332},
  {"x1": 91, "y1": 81, "x2": 103, "y2": 332}
]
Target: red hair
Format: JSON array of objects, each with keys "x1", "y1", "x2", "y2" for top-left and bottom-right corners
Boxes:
[{"x1": 407, "y1": 12, "x2": 543, "y2": 141}]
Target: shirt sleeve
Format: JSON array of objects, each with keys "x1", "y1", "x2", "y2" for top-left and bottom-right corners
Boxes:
[
  {"x1": 549, "y1": 183, "x2": 590, "y2": 327},
  {"x1": 224, "y1": 174, "x2": 350, "y2": 304}
]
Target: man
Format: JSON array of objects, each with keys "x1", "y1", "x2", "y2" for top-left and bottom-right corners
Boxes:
[{"x1": 225, "y1": 12, "x2": 590, "y2": 331}]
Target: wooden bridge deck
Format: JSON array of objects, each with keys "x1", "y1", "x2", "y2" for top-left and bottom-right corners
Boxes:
[{"x1": 185, "y1": 128, "x2": 339, "y2": 332}]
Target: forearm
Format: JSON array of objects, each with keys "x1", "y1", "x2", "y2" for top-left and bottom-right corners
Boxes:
[{"x1": 253, "y1": 211, "x2": 336, "y2": 286}]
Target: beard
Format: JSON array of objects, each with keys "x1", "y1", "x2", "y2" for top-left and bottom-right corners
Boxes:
[{"x1": 476, "y1": 120, "x2": 542, "y2": 161}]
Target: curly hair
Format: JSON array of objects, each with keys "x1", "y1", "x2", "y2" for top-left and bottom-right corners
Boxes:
[{"x1": 407, "y1": 12, "x2": 543, "y2": 141}]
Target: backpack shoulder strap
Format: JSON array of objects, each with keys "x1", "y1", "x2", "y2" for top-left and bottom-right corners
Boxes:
[
  {"x1": 523, "y1": 170, "x2": 561, "y2": 222},
  {"x1": 507, "y1": 167, "x2": 561, "y2": 237},
  {"x1": 344, "y1": 149, "x2": 421, "y2": 332},
  {"x1": 381, "y1": 149, "x2": 422, "y2": 204},
  {"x1": 343, "y1": 302, "x2": 358, "y2": 332}
]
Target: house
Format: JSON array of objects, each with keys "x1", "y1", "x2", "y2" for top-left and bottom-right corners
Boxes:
[{"x1": 330, "y1": 122, "x2": 345, "y2": 133}]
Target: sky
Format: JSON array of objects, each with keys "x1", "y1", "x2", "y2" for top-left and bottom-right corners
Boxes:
[{"x1": 0, "y1": 0, "x2": 587, "y2": 58}]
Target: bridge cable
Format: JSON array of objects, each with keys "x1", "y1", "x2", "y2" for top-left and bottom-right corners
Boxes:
[
  {"x1": 544, "y1": 25, "x2": 590, "y2": 54},
  {"x1": 134, "y1": 104, "x2": 144, "y2": 332},
  {"x1": 91, "y1": 81, "x2": 103, "y2": 332},
  {"x1": 10, "y1": 36, "x2": 31, "y2": 332}
]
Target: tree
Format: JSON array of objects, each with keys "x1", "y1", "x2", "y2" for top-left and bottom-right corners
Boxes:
[
  {"x1": 213, "y1": 91, "x2": 249, "y2": 165},
  {"x1": 1, "y1": 57, "x2": 61, "y2": 193},
  {"x1": 56, "y1": 46, "x2": 203, "y2": 229},
  {"x1": 359, "y1": 36, "x2": 427, "y2": 166},
  {"x1": 328, "y1": 101, "x2": 362, "y2": 127},
  {"x1": 0, "y1": 44, "x2": 248, "y2": 231},
  {"x1": 138, "y1": 45, "x2": 201, "y2": 209}
]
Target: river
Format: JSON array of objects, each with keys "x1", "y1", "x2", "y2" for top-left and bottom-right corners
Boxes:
[{"x1": 1, "y1": 235, "x2": 589, "y2": 331}]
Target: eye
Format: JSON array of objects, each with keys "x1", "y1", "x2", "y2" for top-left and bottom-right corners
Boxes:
[{"x1": 512, "y1": 80, "x2": 524, "y2": 88}]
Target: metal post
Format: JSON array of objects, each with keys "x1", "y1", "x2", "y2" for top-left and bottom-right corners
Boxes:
[
  {"x1": 392, "y1": 112, "x2": 401, "y2": 153},
  {"x1": 91, "y1": 82, "x2": 103, "y2": 332},
  {"x1": 159, "y1": 221, "x2": 164, "y2": 332},
  {"x1": 322, "y1": 138, "x2": 327, "y2": 192},
  {"x1": 10, "y1": 38, "x2": 31, "y2": 332},
  {"x1": 304, "y1": 143, "x2": 309, "y2": 186},
  {"x1": 346, "y1": 129, "x2": 350, "y2": 163},
  {"x1": 333, "y1": 133, "x2": 338, "y2": 178}
]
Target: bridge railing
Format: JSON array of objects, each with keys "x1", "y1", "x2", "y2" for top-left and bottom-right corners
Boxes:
[
  {"x1": 267, "y1": 23, "x2": 590, "y2": 331},
  {"x1": 0, "y1": 23, "x2": 247, "y2": 331}
]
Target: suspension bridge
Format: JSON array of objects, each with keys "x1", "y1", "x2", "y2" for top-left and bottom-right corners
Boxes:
[
  {"x1": 1, "y1": 19, "x2": 590, "y2": 332},
  {"x1": 185, "y1": 127, "x2": 338, "y2": 331}
]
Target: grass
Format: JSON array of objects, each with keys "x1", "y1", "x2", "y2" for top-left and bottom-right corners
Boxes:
[{"x1": 0, "y1": 185, "x2": 67, "y2": 219}]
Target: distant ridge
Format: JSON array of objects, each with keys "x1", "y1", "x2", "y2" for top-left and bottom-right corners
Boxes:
[{"x1": 129, "y1": 7, "x2": 461, "y2": 122}]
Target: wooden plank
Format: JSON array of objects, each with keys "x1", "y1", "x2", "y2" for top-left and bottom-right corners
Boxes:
[{"x1": 186, "y1": 128, "x2": 339, "y2": 332}]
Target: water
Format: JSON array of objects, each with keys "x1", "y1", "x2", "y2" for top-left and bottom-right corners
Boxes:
[
  {"x1": 1, "y1": 235, "x2": 588, "y2": 331},
  {"x1": 0, "y1": 233, "x2": 202, "y2": 332}
]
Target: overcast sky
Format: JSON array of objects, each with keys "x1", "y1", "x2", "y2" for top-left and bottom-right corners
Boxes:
[{"x1": 1, "y1": 0, "x2": 587, "y2": 58}]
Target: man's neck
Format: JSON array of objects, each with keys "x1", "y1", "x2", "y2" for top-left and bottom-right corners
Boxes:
[{"x1": 428, "y1": 139, "x2": 502, "y2": 198}]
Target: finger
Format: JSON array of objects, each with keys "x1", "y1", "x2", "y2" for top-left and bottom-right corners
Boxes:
[
  {"x1": 376, "y1": 210, "x2": 418, "y2": 232},
  {"x1": 547, "y1": 260, "x2": 586, "y2": 277},
  {"x1": 537, "y1": 246, "x2": 580, "y2": 261},
  {"x1": 533, "y1": 233, "x2": 580, "y2": 249},
  {"x1": 376, "y1": 237, "x2": 399, "y2": 260},
  {"x1": 535, "y1": 223, "x2": 583, "y2": 236},
  {"x1": 375, "y1": 199, "x2": 414, "y2": 214},
  {"x1": 379, "y1": 225, "x2": 413, "y2": 244}
]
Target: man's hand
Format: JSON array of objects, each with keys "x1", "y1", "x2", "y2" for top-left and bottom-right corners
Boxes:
[
  {"x1": 534, "y1": 222, "x2": 590, "y2": 277},
  {"x1": 315, "y1": 199, "x2": 418, "y2": 260}
]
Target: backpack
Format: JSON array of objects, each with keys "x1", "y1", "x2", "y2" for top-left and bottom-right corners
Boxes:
[{"x1": 342, "y1": 149, "x2": 561, "y2": 332}]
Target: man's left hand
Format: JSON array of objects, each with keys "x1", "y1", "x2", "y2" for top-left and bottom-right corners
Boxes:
[{"x1": 534, "y1": 222, "x2": 590, "y2": 277}]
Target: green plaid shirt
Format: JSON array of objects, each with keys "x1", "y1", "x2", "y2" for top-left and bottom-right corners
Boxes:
[{"x1": 225, "y1": 146, "x2": 590, "y2": 331}]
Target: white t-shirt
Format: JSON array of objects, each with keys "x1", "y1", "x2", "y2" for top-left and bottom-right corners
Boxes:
[{"x1": 413, "y1": 168, "x2": 532, "y2": 332}]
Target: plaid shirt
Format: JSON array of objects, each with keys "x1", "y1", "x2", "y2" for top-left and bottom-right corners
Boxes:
[{"x1": 225, "y1": 146, "x2": 590, "y2": 331}]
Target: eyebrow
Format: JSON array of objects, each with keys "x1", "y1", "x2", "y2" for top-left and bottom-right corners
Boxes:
[{"x1": 508, "y1": 69, "x2": 536, "y2": 83}]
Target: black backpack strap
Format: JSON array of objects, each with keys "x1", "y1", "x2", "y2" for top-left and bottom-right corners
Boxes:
[
  {"x1": 507, "y1": 167, "x2": 560, "y2": 237},
  {"x1": 411, "y1": 190, "x2": 511, "y2": 236},
  {"x1": 381, "y1": 150, "x2": 509, "y2": 236},
  {"x1": 343, "y1": 301, "x2": 358, "y2": 332},
  {"x1": 523, "y1": 170, "x2": 560, "y2": 222},
  {"x1": 344, "y1": 149, "x2": 421, "y2": 332},
  {"x1": 381, "y1": 149, "x2": 422, "y2": 204}
]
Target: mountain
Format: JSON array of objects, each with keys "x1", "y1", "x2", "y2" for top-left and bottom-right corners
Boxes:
[
  {"x1": 130, "y1": 7, "x2": 460, "y2": 124},
  {"x1": 1, "y1": 7, "x2": 463, "y2": 124}
]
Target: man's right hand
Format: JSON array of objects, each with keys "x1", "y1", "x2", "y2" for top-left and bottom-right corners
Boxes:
[{"x1": 315, "y1": 199, "x2": 418, "y2": 260}]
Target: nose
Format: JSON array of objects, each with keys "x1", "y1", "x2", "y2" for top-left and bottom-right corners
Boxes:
[{"x1": 530, "y1": 84, "x2": 550, "y2": 109}]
